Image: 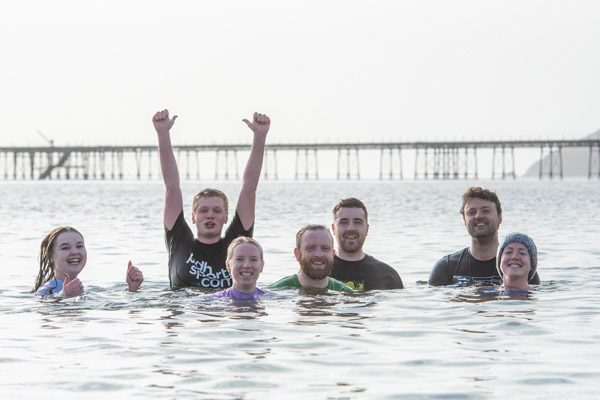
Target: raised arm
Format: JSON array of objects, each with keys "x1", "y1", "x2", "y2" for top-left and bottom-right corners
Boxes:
[
  {"x1": 237, "y1": 112, "x2": 270, "y2": 229},
  {"x1": 153, "y1": 109, "x2": 183, "y2": 230}
]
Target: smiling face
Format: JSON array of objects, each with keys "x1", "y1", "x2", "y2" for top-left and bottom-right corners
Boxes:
[
  {"x1": 333, "y1": 207, "x2": 369, "y2": 255},
  {"x1": 499, "y1": 242, "x2": 532, "y2": 281},
  {"x1": 463, "y1": 198, "x2": 502, "y2": 239},
  {"x1": 295, "y1": 229, "x2": 335, "y2": 280},
  {"x1": 192, "y1": 196, "x2": 229, "y2": 243},
  {"x1": 51, "y1": 231, "x2": 87, "y2": 280},
  {"x1": 227, "y1": 242, "x2": 264, "y2": 294}
]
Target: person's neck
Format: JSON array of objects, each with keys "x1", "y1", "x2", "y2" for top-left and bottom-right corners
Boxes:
[
  {"x1": 336, "y1": 249, "x2": 365, "y2": 262},
  {"x1": 470, "y1": 235, "x2": 499, "y2": 261},
  {"x1": 232, "y1": 283, "x2": 256, "y2": 295},
  {"x1": 196, "y1": 232, "x2": 221, "y2": 245},
  {"x1": 54, "y1": 273, "x2": 65, "y2": 281},
  {"x1": 500, "y1": 276, "x2": 532, "y2": 291},
  {"x1": 297, "y1": 272, "x2": 329, "y2": 289}
]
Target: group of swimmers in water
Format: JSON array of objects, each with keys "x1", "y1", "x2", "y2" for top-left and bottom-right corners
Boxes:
[{"x1": 33, "y1": 110, "x2": 540, "y2": 299}]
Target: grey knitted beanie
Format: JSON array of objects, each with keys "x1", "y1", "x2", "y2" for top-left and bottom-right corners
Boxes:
[{"x1": 497, "y1": 232, "x2": 537, "y2": 282}]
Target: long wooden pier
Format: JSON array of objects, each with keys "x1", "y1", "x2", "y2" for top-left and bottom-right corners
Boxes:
[{"x1": 1, "y1": 139, "x2": 599, "y2": 180}]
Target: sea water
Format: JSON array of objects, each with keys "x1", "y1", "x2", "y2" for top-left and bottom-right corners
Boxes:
[{"x1": 0, "y1": 179, "x2": 599, "y2": 399}]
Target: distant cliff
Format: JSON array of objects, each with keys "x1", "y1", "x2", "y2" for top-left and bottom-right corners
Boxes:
[{"x1": 523, "y1": 130, "x2": 600, "y2": 177}]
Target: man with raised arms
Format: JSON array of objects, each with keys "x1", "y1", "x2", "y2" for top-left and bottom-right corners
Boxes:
[
  {"x1": 268, "y1": 224, "x2": 353, "y2": 292},
  {"x1": 152, "y1": 109, "x2": 270, "y2": 289},
  {"x1": 330, "y1": 198, "x2": 403, "y2": 290},
  {"x1": 428, "y1": 186, "x2": 541, "y2": 286}
]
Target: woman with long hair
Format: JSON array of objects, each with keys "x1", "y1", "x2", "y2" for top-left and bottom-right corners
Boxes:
[{"x1": 35, "y1": 226, "x2": 143, "y2": 297}]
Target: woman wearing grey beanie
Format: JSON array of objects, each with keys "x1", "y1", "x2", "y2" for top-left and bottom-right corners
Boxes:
[{"x1": 496, "y1": 232, "x2": 538, "y2": 292}]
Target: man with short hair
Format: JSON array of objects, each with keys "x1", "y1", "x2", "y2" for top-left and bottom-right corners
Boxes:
[
  {"x1": 152, "y1": 109, "x2": 270, "y2": 289},
  {"x1": 429, "y1": 186, "x2": 541, "y2": 286},
  {"x1": 330, "y1": 198, "x2": 403, "y2": 290},
  {"x1": 268, "y1": 225, "x2": 353, "y2": 292}
]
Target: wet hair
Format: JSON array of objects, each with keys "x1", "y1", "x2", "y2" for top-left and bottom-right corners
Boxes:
[
  {"x1": 295, "y1": 224, "x2": 333, "y2": 251},
  {"x1": 226, "y1": 236, "x2": 264, "y2": 263},
  {"x1": 460, "y1": 187, "x2": 502, "y2": 218},
  {"x1": 333, "y1": 197, "x2": 368, "y2": 222},
  {"x1": 193, "y1": 188, "x2": 229, "y2": 214},
  {"x1": 34, "y1": 226, "x2": 84, "y2": 292}
]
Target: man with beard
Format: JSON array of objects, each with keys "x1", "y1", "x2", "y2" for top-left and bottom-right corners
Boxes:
[
  {"x1": 267, "y1": 225, "x2": 353, "y2": 292},
  {"x1": 429, "y1": 187, "x2": 541, "y2": 286},
  {"x1": 330, "y1": 198, "x2": 403, "y2": 290}
]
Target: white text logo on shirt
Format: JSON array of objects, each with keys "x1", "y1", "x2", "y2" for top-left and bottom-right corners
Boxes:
[{"x1": 186, "y1": 253, "x2": 232, "y2": 287}]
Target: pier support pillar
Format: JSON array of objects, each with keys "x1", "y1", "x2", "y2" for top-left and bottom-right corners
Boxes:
[
  {"x1": 215, "y1": 149, "x2": 239, "y2": 180},
  {"x1": 414, "y1": 148, "x2": 429, "y2": 179},
  {"x1": 539, "y1": 144, "x2": 563, "y2": 180},
  {"x1": 589, "y1": 145, "x2": 600, "y2": 179},
  {"x1": 263, "y1": 149, "x2": 278, "y2": 180},
  {"x1": 337, "y1": 148, "x2": 360, "y2": 180},
  {"x1": 379, "y1": 147, "x2": 402, "y2": 180},
  {"x1": 492, "y1": 146, "x2": 516, "y2": 180},
  {"x1": 295, "y1": 149, "x2": 319, "y2": 180}
]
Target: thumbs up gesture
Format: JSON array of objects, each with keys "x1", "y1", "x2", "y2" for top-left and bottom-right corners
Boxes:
[
  {"x1": 61, "y1": 273, "x2": 84, "y2": 298},
  {"x1": 152, "y1": 109, "x2": 178, "y2": 136},
  {"x1": 126, "y1": 260, "x2": 144, "y2": 292},
  {"x1": 242, "y1": 112, "x2": 270, "y2": 137}
]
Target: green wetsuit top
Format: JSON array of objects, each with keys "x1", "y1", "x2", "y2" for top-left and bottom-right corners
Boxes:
[{"x1": 267, "y1": 274, "x2": 354, "y2": 292}]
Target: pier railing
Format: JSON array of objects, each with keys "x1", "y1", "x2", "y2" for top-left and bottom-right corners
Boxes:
[{"x1": 1, "y1": 139, "x2": 599, "y2": 180}]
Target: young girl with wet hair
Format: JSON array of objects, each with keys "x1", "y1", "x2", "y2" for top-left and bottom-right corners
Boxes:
[
  {"x1": 34, "y1": 226, "x2": 144, "y2": 298},
  {"x1": 205, "y1": 236, "x2": 274, "y2": 299}
]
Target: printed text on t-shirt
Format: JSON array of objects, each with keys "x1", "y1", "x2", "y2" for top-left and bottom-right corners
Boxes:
[{"x1": 186, "y1": 253, "x2": 232, "y2": 288}]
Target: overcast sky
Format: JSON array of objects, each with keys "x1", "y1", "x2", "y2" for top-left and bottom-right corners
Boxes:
[{"x1": 1, "y1": 0, "x2": 599, "y2": 147}]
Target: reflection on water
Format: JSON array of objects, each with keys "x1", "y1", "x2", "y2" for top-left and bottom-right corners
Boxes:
[
  {"x1": 1, "y1": 278, "x2": 599, "y2": 399},
  {"x1": 1, "y1": 181, "x2": 599, "y2": 398},
  {"x1": 451, "y1": 288, "x2": 537, "y2": 303},
  {"x1": 290, "y1": 292, "x2": 376, "y2": 331},
  {"x1": 161, "y1": 307, "x2": 185, "y2": 336}
]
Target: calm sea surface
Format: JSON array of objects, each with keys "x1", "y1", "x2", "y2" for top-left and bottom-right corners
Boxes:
[{"x1": 1, "y1": 179, "x2": 599, "y2": 399}]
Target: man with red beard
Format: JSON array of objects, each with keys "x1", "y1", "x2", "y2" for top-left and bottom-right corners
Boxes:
[
  {"x1": 330, "y1": 198, "x2": 403, "y2": 290},
  {"x1": 429, "y1": 187, "x2": 541, "y2": 286},
  {"x1": 267, "y1": 225, "x2": 353, "y2": 292}
]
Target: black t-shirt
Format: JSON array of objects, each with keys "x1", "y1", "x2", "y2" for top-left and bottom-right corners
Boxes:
[
  {"x1": 330, "y1": 254, "x2": 404, "y2": 290},
  {"x1": 428, "y1": 247, "x2": 541, "y2": 286},
  {"x1": 165, "y1": 210, "x2": 253, "y2": 289}
]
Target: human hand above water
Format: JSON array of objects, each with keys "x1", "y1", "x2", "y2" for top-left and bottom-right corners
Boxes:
[
  {"x1": 61, "y1": 274, "x2": 84, "y2": 298},
  {"x1": 126, "y1": 260, "x2": 144, "y2": 292}
]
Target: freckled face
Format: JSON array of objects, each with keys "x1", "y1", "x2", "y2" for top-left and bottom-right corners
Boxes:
[
  {"x1": 463, "y1": 198, "x2": 502, "y2": 238},
  {"x1": 227, "y1": 242, "x2": 264, "y2": 293},
  {"x1": 52, "y1": 231, "x2": 87, "y2": 280},
  {"x1": 500, "y1": 242, "x2": 531, "y2": 280}
]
